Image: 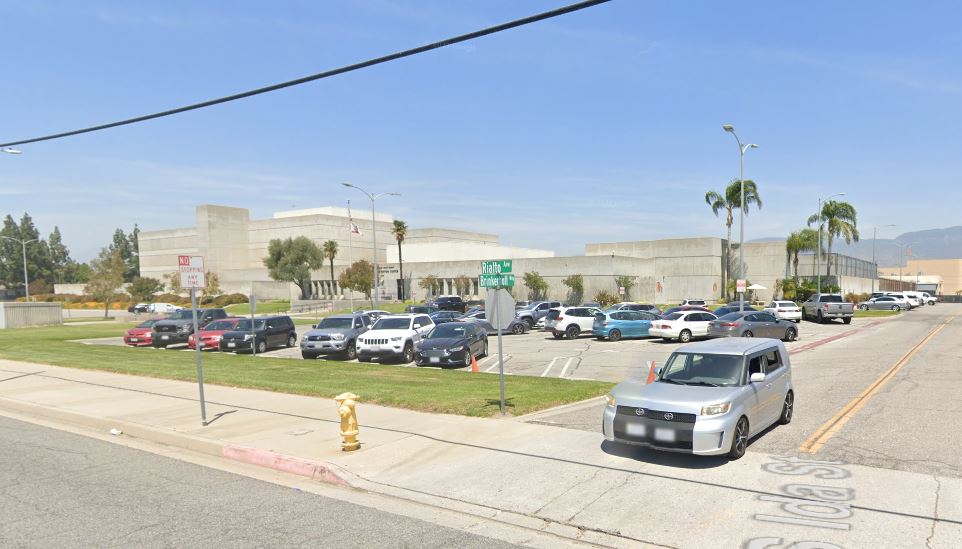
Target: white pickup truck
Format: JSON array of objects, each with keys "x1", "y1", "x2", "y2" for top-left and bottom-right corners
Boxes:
[{"x1": 801, "y1": 293, "x2": 854, "y2": 324}]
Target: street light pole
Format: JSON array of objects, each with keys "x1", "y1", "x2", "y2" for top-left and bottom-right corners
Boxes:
[
  {"x1": 722, "y1": 124, "x2": 758, "y2": 312},
  {"x1": 815, "y1": 192, "x2": 846, "y2": 294},
  {"x1": 342, "y1": 183, "x2": 400, "y2": 309},
  {"x1": 871, "y1": 224, "x2": 896, "y2": 294},
  {"x1": 1, "y1": 236, "x2": 38, "y2": 300}
]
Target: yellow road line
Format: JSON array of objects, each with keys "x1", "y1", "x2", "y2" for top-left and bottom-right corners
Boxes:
[{"x1": 799, "y1": 315, "x2": 955, "y2": 454}]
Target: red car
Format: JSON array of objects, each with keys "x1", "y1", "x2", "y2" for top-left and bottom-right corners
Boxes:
[
  {"x1": 188, "y1": 317, "x2": 244, "y2": 350},
  {"x1": 124, "y1": 319, "x2": 161, "y2": 347}
]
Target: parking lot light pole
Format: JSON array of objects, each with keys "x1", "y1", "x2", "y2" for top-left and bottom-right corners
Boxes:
[
  {"x1": 871, "y1": 224, "x2": 896, "y2": 294},
  {"x1": 722, "y1": 124, "x2": 758, "y2": 312},
  {"x1": 2, "y1": 147, "x2": 22, "y2": 155},
  {"x1": 342, "y1": 183, "x2": 400, "y2": 308},
  {"x1": 1, "y1": 236, "x2": 38, "y2": 300},
  {"x1": 815, "y1": 192, "x2": 846, "y2": 294}
]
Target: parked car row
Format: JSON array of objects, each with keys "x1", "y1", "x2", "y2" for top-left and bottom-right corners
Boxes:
[{"x1": 124, "y1": 308, "x2": 299, "y2": 355}]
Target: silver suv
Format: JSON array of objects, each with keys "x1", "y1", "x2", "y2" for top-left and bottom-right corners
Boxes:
[
  {"x1": 300, "y1": 313, "x2": 372, "y2": 360},
  {"x1": 514, "y1": 301, "x2": 562, "y2": 328}
]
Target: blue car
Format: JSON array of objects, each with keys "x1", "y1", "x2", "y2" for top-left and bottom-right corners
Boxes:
[{"x1": 592, "y1": 310, "x2": 661, "y2": 341}]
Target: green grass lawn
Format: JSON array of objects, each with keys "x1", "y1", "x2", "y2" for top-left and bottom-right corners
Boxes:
[
  {"x1": 854, "y1": 309, "x2": 900, "y2": 318},
  {"x1": 64, "y1": 317, "x2": 117, "y2": 323},
  {"x1": 0, "y1": 323, "x2": 612, "y2": 417}
]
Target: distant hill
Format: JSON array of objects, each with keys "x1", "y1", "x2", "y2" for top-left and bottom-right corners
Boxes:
[{"x1": 834, "y1": 226, "x2": 962, "y2": 266}]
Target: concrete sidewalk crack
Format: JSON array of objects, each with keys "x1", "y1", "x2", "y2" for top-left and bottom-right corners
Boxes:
[{"x1": 925, "y1": 476, "x2": 942, "y2": 549}]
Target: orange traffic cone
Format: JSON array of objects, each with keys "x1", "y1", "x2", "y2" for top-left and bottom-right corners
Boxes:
[
  {"x1": 646, "y1": 361, "x2": 657, "y2": 384},
  {"x1": 471, "y1": 354, "x2": 479, "y2": 373}
]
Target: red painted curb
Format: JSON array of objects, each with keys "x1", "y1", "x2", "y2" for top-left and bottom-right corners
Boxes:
[
  {"x1": 790, "y1": 319, "x2": 887, "y2": 356},
  {"x1": 222, "y1": 445, "x2": 350, "y2": 487}
]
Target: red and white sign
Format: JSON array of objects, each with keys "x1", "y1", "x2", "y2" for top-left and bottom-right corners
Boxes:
[
  {"x1": 736, "y1": 279, "x2": 747, "y2": 293},
  {"x1": 178, "y1": 255, "x2": 206, "y2": 289}
]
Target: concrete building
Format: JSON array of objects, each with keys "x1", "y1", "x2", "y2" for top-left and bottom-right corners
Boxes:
[
  {"x1": 139, "y1": 205, "x2": 878, "y2": 305},
  {"x1": 880, "y1": 258, "x2": 961, "y2": 295}
]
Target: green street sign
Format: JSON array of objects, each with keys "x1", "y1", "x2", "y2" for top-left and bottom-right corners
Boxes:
[
  {"x1": 480, "y1": 274, "x2": 515, "y2": 288},
  {"x1": 480, "y1": 260, "x2": 513, "y2": 275}
]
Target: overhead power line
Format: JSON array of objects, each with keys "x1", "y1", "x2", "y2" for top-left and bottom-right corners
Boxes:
[{"x1": 0, "y1": 0, "x2": 611, "y2": 148}]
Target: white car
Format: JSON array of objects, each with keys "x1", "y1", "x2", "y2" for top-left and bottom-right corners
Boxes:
[
  {"x1": 649, "y1": 311, "x2": 717, "y2": 343},
  {"x1": 763, "y1": 301, "x2": 802, "y2": 322},
  {"x1": 903, "y1": 291, "x2": 929, "y2": 306},
  {"x1": 356, "y1": 314, "x2": 434, "y2": 363},
  {"x1": 544, "y1": 306, "x2": 603, "y2": 339},
  {"x1": 680, "y1": 299, "x2": 708, "y2": 307},
  {"x1": 920, "y1": 292, "x2": 939, "y2": 305},
  {"x1": 147, "y1": 302, "x2": 182, "y2": 313},
  {"x1": 883, "y1": 292, "x2": 919, "y2": 309}
]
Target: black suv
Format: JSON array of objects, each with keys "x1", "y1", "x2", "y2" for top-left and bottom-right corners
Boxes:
[
  {"x1": 152, "y1": 308, "x2": 228, "y2": 348},
  {"x1": 435, "y1": 296, "x2": 467, "y2": 313},
  {"x1": 219, "y1": 315, "x2": 297, "y2": 354}
]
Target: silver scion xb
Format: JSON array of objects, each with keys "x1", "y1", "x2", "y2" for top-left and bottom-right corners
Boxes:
[{"x1": 602, "y1": 338, "x2": 794, "y2": 459}]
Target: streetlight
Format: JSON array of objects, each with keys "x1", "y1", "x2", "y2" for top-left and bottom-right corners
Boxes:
[
  {"x1": 722, "y1": 124, "x2": 758, "y2": 312},
  {"x1": 0, "y1": 236, "x2": 38, "y2": 300},
  {"x1": 815, "y1": 192, "x2": 846, "y2": 293},
  {"x1": 1, "y1": 147, "x2": 22, "y2": 155},
  {"x1": 871, "y1": 224, "x2": 896, "y2": 293},
  {"x1": 341, "y1": 183, "x2": 400, "y2": 308}
]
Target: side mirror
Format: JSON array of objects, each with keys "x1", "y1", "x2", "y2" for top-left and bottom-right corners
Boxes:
[
  {"x1": 311, "y1": 324, "x2": 317, "y2": 329},
  {"x1": 654, "y1": 366, "x2": 663, "y2": 376},
  {"x1": 750, "y1": 372, "x2": 766, "y2": 383}
]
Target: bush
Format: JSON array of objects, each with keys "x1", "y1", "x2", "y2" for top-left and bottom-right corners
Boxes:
[
  {"x1": 213, "y1": 293, "x2": 249, "y2": 307},
  {"x1": 594, "y1": 290, "x2": 618, "y2": 308}
]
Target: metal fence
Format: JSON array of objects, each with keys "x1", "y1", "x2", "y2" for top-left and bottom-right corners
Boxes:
[{"x1": 0, "y1": 302, "x2": 63, "y2": 329}]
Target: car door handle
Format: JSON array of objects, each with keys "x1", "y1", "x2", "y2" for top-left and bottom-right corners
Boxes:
[{"x1": 766, "y1": 383, "x2": 773, "y2": 389}]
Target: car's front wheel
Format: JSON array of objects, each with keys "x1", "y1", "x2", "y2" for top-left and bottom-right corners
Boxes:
[
  {"x1": 344, "y1": 340, "x2": 357, "y2": 360},
  {"x1": 523, "y1": 317, "x2": 534, "y2": 329},
  {"x1": 728, "y1": 417, "x2": 749, "y2": 460},
  {"x1": 301, "y1": 352, "x2": 317, "y2": 360},
  {"x1": 256, "y1": 340, "x2": 267, "y2": 354},
  {"x1": 679, "y1": 329, "x2": 692, "y2": 343},
  {"x1": 401, "y1": 343, "x2": 414, "y2": 363},
  {"x1": 511, "y1": 323, "x2": 524, "y2": 335},
  {"x1": 565, "y1": 325, "x2": 580, "y2": 339},
  {"x1": 287, "y1": 334, "x2": 297, "y2": 347},
  {"x1": 784, "y1": 327, "x2": 797, "y2": 342},
  {"x1": 892, "y1": 305, "x2": 901, "y2": 311}
]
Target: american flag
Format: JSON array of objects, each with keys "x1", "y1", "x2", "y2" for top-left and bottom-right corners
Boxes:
[{"x1": 348, "y1": 202, "x2": 362, "y2": 235}]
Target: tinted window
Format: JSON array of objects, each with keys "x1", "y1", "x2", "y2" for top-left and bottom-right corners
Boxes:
[
  {"x1": 204, "y1": 320, "x2": 237, "y2": 331},
  {"x1": 235, "y1": 319, "x2": 266, "y2": 331},
  {"x1": 758, "y1": 313, "x2": 777, "y2": 322},
  {"x1": 318, "y1": 317, "x2": 352, "y2": 329},
  {"x1": 819, "y1": 295, "x2": 843, "y2": 303},
  {"x1": 427, "y1": 324, "x2": 468, "y2": 338},
  {"x1": 640, "y1": 312, "x2": 658, "y2": 321},
  {"x1": 546, "y1": 310, "x2": 561, "y2": 321},
  {"x1": 664, "y1": 313, "x2": 684, "y2": 320},
  {"x1": 610, "y1": 312, "x2": 625, "y2": 320},
  {"x1": 137, "y1": 319, "x2": 159, "y2": 328},
  {"x1": 661, "y1": 352, "x2": 743, "y2": 387},
  {"x1": 764, "y1": 350, "x2": 784, "y2": 373},
  {"x1": 373, "y1": 318, "x2": 412, "y2": 330},
  {"x1": 417, "y1": 315, "x2": 432, "y2": 326},
  {"x1": 718, "y1": 312, "x2": 743, "y2": 321},
  {"x1": 745, "y1": 314, "x2": 762, "y2": 322}
]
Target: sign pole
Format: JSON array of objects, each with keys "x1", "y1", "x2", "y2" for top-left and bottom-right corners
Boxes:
[
  {"x1": 495, "y1": 291, "x2": 506, "y2": 416},
  {"x1": 190, "y1": 287, "x2": 208, "y2": 426},
  {"x1": 250, "y1": 292, "x2": 256, "y2": 357}
]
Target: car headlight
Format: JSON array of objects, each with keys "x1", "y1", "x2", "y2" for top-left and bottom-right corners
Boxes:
[
  {"x1": 331, "y1": 333, "x2": 345, "y2": 340},
  {"x1": 700, "y1": 402, "x2": 731, "y2": 416},
  {"x1": 390, "y1": 336, "x2": 403, "y2": 342},
  {"x1": 177, "y1": 325, "x2": 191, "y2": 333},
  {"x1": 449, "y1": 345, "x2": 464, "y2": 352},
  {"x1": 604, "y1": 394, "x2": 616, "y2": 407},
  {"x1": 243, "y1": 334, "x2": 253, "y2": 341}
]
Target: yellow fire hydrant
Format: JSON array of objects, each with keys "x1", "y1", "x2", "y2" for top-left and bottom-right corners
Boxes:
[{"x1": 335, "y1": 392, "x2": 360, "y2": 452}]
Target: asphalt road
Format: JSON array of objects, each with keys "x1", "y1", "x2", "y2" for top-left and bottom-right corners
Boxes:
[{"x1": 0, "y1": 416, "x2": 518, "y2": 549}]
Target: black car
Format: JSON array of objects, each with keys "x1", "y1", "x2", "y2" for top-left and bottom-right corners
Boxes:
[
  {"x1": 152, "y1": 308, "x2": 228, "y2": 348},
  {"x1": 435, "y1": 296, "x2": 467, "y2": 313},
  {"x1": 219, "y1": 315, "x2": 297, "y2": 354},
  {"x1": 414, "y1": 322, "x2": 487, "y2": 367},
  {"x1": 430, "y1": 311, "x2": 463, "y2": 325},
  {"x1": 713, "y1": 304, "x2": 757, "y2": 316},
  {"x1": 405, "y1": 304, "x2": 439, "y2": 314}
]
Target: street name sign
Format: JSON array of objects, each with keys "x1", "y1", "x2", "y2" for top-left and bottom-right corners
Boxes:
[
  {"x1": 480, "y1": 260, "x2": 513, "y2": 275},
  {"x1": 178, "y1": 255, "x2": 206, "y2": 289},
  {"x1": 480, "y1": 274, "x2": 515, "y2": 288}
]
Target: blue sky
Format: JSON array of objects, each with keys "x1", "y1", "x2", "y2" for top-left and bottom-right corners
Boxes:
[{"x1": 2, "y1": 0, "x2": 961, "y2": 261}]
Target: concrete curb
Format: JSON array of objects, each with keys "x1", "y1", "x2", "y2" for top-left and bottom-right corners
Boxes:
[{"x1": 511, "y1": 395, "x2": 606, "y2": 422}]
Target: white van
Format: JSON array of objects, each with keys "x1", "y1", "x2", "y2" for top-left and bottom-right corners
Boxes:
[{"x1": 904, "y1": 291, "x2": 931, "y2": 306}]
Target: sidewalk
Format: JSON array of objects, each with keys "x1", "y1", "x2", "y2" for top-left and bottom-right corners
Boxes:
[{"x1": 0, "y1": 359, "x2": 959, "y2": 548}]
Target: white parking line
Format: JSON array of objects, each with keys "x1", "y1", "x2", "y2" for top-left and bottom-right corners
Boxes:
[
  {"x1": 541, "y1": 357, "x2": 560, "y2": 377},
  {"x1": 484, "y1": 355, "x2": 511, "y2": 372},
  {"x1": 557, "y1": 357, "x2": 574, "y2": 378}
]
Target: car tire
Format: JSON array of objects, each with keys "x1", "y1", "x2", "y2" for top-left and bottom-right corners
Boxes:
[
  {"x1": 511, "y1": 323, "x2": 524, "y2": 335},
  {"x1": 742, "y1": 330, "x2": 754, "y2": 338},
  {"x1": 679, "y1": 329, "x2": 692, "y2": 343},
  {"x1": 565, "y1": 325, "x2": 580, "y2": 339},
  {"x1": 301, "y1": 352, "x2": 318, "y2": 360},
  {"x1": 784, "y1": 327, "x2": 797, "y2": 342},
  {"x1": 523, "y1": 317, "x2": 534, "y2": 329},
  {"x1": 843, "y1": 317, "x2": 852, "y2": 325},
  {"x1": 859, "y1": 304, "x2": 868, "y2": 311},
  {"x1": 287, "y1": 334, "x2": 297, "y2": 347},
  {"x1": 929, "y1": 300, "x2": 936, "y2": 306},
  {"x1": 401, "y1": 343, "x2": 414, "y2": 363},
  {"x1": 817, "y1": 310, "x2": 825, "y2": 324},
  {"x1": 778, "y1": 392, "x2": 794, "y2": 425},
  {"x1": 552, "y1": 333, "x2": 563, "y2": 339},
  {"x1": 344, "y1": 340, "x2": 357, "y2": 360},
  {"x1": 256, "y1": 340, "x2": 267, "y2": 354},
  {"x1": 608, "y1": 329, "x2": 622, "y2": 342},
  {"x1": 727, "y1": 417, "x2": 749, "y2": 460},
  {"x1": 892, "y1": 305, "x2": 901, "y2": 311}
]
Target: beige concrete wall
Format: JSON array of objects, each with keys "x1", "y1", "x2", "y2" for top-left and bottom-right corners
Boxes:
[
  {"x1": 881, "y1": 259, "x2": 962, "y2": 295},
  {"x1": 196, "y1": 205, "x2": 250, "y2": 276},
  {"x1": 0, "y1": 302, "x2": 62, "y2": 329},
  {"x1": 387, "y1": 242, "x2": 554, "y2": 263},
  {"x1": 405, "y1": 228, "x2": 497, "y2": 246},
  {"x1": 138, "y1": 226, "x2": 199, "y2": 286}
]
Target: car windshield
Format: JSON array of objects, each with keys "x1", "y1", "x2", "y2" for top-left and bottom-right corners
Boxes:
[
  {"x1": 820, "y1": 295, "x2": 843, "y2": 302},
  {"x1": 660, "y1": 352, "x2": 743, "y2": 387},
  {"x1": 776, "y1": 302, "x2": 796, "y2": 307},
  {"x1": 136, "y1": 319, "x2": 158, "y2": 328},
  {"x1": 427, "y1": 324, "x2": 468, "y2": 339},
  {"x1": 545, "y1": 310, "x2": 561, "y2": 321},
  {"x1": 166, "y1": 310, "x2": 195, "y2": 320},
  {"x1": 317, "y1": 317, "x2": 353, "y2": 329},
  {"x1": 203, "y1": 320, "x2": 236, "y2": 330},
  {"x1": 663, "y1": 313, "x2": 684, "y2": 320},
  {"x1": 233, "y1": 319, "x2": 266, "y2": 331},
  {"x1": 408, "y1": 307, "x2": 433, "y2": 313},
  {"x1": 373, "y1": 318, "x2": 412, "y2": 330}
]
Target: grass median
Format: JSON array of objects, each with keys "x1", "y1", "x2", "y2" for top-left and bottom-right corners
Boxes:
[
  {"x1": 854, "y1": 309, "x2": 900, "y2": 318},
  {"x1": 0, "y1": 323, "x2": 613, "y2": 417}
]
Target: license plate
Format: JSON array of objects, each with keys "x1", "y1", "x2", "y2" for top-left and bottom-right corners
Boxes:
[
  {"x1": 654, "y1": 428, "x2": 676, "y2": 442},
  {"x1": 306, "y1": 344, "x2": 316, "y2": 349},
  {"x1": 227, "y1": 342, "x2": 236, "y2": 348},
  {"x1": 430, "y1": 357, "x2": 440, "y2": 363},
  {"x1": 129, "y1": 338, "x2": 139, "y2": 342},
  {"x1": 369, "y1": 345, "x2": 381, "y2": 351},
  {"x1": 625, "y1": 423, "x2": 647, "y2": 437},
  {"x1": 161, "y1": 335, "x2": 169, "y2": 340}
]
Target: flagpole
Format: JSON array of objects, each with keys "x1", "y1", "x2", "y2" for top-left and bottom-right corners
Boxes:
[{"x1": 348, "y1": 200, "x2": 355, "y2": 312}]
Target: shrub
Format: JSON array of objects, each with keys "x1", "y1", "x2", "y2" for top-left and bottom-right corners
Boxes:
[{"x1": 594, "y1": 290, "x2": 618, "y2": 308}]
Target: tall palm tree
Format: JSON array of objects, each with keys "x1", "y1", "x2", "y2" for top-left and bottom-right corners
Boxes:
[
  {"x1": 322, "y1": 240, "x2": 338, "y2": 297},
  {"x1": 786, "y1": 228, "x2": 819, "y2": 280},
  {"x1": 391, "y1": 220, "x2": 408, "y2": 300},
  {"x1": 807, "y1": 201, "x2": 859, "y2": 277},
  {"x1": 705, "y1": 179, "x2": 762, "y2": 298}
]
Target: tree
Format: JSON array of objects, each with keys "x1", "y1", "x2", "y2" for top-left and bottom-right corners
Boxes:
[
  {"x1": 523, "y1": 271, "x2": 549, "y2": 301},
  {"x1": 418, "y1": 274, "x2": 441, "y2": 297},
  {"x1": 705, "y1": 179, "x2": 762, "y2": 299},
  {"x1": 48, "y1": 227, "x2": 72, "y2": 283},
  {"x1": 338, "y1": 260, "x2": 374, "y2": 305},
  {"x1": 594, "y1": 290, "x2": 618, "y2": 308},
  {"x1": 614, "y1": 275, "x2": 636, "y2": 301},
  {"x1": 263, "y1": 236, "x2": 324, "y2": 299},
  {"x1": 0, "y1": 215, "x2": 20, "y2": 285},
  {"x1": 128, "y1": 277, "x2": 164, "y2": 301},
  {"x1": 454, "y1": 274, "x2": 471, "y2": 296},
  {"x1": 202, "y1": 272, "x2": 221, "y2": 304},
  {"x1": 808, "y1": 200, "x2": 859, "y2": 278},
  {"x1": 563, "y1": 274, "x2": 584, "y2": 304},
  {"x1": 322, "y1": 240, "x2": 338, "y2": 297},
  {"x1": 785, "y1": 228, "x2": 819, "y2": 280},
  {"x1": 84, "y1": 249, "x2": 126, "y2": 318},
  {"x1": 163, "y1": 272, "x2": 182, "y2": 294},
  {"x1": 63, "y1": 262, "x2": 92, "y2": 284},
  {"x1": 392, "y1": 220, "x2": 408, "y2": 300}
]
